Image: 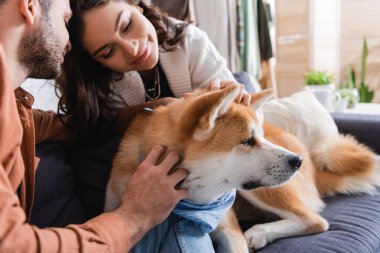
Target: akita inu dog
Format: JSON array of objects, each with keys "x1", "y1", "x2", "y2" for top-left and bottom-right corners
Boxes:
[{"x1": 105, "y1": 85, "x2": 379, "y2": 253}]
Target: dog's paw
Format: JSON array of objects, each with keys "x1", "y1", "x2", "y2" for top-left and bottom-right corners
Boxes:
[{"x1": 244, "y1": 225, "x2": 270, "y2": 252}]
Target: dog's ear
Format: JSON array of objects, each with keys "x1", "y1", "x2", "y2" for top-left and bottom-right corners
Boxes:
[
  {"x1": 250, "y1": 89, "x2": 274, "y2": 111},
  {"x1": 180, "y1": 85, "x2": 240, "y2": 141}
]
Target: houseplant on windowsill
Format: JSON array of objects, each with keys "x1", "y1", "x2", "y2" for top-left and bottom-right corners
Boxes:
[
  {"x1": 358, "y1": 38, "x2": 374, "y2": 102},
  {"x1": 304, "y1": 70, "x2": 335, "y2": 90},
  {"x1": 304, "y1": 70, "x2": 342, "y2": 111},
  {"x1": 340, "y1": 38, "x2": 374, "y2": 107}
]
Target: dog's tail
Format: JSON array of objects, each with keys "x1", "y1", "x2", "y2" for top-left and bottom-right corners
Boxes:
[{"x1": 313, "y1": 134, "x2": 380, "y2": 196}]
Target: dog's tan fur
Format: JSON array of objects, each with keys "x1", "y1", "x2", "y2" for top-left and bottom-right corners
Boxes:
[{"x1": 106, "y1": 85, "x2": 379, "y2": 253}]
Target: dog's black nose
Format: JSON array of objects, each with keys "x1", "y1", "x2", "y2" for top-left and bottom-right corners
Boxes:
[{"x1": 288, "y1": 156, "x2": 303, "y2": 171}]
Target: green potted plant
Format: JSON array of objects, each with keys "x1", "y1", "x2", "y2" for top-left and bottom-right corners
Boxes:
[
  {"x1": 340, "y1": 38, "x2": 374, "y2": 105},
  {"x1": 304, "y1": 70, "x2": 342, "y2": 111},
  {"x1": 358, "y1": 38, "x2": 374, "y2": 102},
  {"x1": 304, "y1": 70, "x2": 335, "y2": 90}
]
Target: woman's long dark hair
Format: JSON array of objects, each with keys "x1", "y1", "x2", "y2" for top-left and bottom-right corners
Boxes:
[{"x1": 57, "y1": 0, "x2": 187, "y2": 140}]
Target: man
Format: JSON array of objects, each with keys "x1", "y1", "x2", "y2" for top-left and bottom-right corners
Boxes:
[{"x1": 0, "y1": 0, "x2": 188, "y2": 251}]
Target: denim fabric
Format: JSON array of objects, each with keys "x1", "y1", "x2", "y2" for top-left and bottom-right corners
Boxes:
[
  {"x1": 130, "y1": 213, "x2": 215, "y2": 253},
  {"x1": 173, "y1": 190, "x2": 236, "y2": 233}
]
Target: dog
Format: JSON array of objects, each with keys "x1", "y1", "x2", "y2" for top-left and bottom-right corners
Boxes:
[
  {"x1": 105, "y1": 86, "x2": 299, "y2": 210},
  {"x1": 211, "y1": 91, "x2": 380, "y2": 253},
  {"x1": 105, "y1": 85, "x2": 379, "y2": 253}
]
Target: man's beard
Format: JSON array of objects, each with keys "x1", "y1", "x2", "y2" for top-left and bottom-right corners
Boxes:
[{"x1": 18, "y1": 15, "x2": 63, "y2": 79}]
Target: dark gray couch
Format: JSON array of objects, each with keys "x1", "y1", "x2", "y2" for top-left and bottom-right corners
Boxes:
[
  {"x1": 332, "y1": 113, "x2": 380, "y2": 154},
  {"x1": 30, "y1": 112, "x2": 380, "y2": 253}
]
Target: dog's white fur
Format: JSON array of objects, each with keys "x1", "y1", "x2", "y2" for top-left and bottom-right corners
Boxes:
[{"x1": 262, "y1": 89, "x2": 339, "y2": 160}]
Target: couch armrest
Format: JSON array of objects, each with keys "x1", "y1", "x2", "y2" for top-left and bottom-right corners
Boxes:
[{"x1": 331, "y1": 113, "x2": 380, "y2": 154}]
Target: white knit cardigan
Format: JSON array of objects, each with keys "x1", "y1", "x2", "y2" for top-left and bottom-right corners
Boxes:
[{"x1": 110, "y1": 22, "x2": 235, "y2": 107}]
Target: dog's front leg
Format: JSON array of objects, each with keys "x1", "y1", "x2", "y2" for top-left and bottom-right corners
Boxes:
[
  {"x1": 239, "y1": 190, "x2": 328, "y2": 252},
  {"x1": 210, "y1": 208, "x2": 249, "y2": 253},
  {"x1": 243, "y1": 218, "x2": 319, "y2": 251}
]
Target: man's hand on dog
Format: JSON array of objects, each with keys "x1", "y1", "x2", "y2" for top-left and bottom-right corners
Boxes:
[{"x1": 112, "y1": 146, "x2": 188, "y2": 246}]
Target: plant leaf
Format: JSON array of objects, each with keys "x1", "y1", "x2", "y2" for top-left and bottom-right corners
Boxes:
[{"x1": 361, "y1": 38, "x2": 368, "y2": 84}]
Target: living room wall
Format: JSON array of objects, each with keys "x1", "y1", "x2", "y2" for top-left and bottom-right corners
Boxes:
[{"x1": 275, "y1": 0, "x2": 380, "y2": 102}]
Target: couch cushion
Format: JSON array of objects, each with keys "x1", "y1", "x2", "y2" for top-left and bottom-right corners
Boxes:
[
  {"x1": 332, "y1": 113, "x2": 380, "y2": 154},
  {"x1": 255, "y1": 189, "x2": 380, "y2": 253},
  {"x1": 233, "y1": 72, "x2": 258, "y2": 94}
]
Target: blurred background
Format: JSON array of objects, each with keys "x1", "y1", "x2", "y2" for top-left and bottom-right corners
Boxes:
[
  {"x1": 22, "y1": 0, "x2": 380, "y2": 113},
  {"x1": 147, "y1": 0, "x2": 380, "y2": 103}
]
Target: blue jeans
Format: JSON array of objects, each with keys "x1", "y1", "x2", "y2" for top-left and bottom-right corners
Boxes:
[{"x1": 130, "y1": 213, "x2": 215, "y2": 253}]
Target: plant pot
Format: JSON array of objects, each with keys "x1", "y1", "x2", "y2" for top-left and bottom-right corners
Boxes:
[
  {"x1": 305, "y1": 84, "x2": 341, "y2": 111},
  {"x1": 306, "y1": 83, "x2": 336, "y2": 91},
  {"x1": 338, "y1": 88, "x2": 360, "y2": 108},
  {"x1": 334, "y1": 96, "x2": 349, "y2": 113}
]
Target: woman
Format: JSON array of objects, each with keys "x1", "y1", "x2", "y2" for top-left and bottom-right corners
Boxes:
[
  {"x1": 59, "y1": 0, "x2": 249, "y2": 138},
  {"x1": 59, "y1": 1, "x2": 248, "y2": 252}
]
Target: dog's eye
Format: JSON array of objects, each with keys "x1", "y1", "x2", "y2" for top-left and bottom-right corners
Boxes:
[{"x1": 241, "y1": 137, "x2": 255, "y2": 147}]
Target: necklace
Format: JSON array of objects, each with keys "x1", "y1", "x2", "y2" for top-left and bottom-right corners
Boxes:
[{"x1": 144, "y1": 65, "x2": 161, "y2": 101}]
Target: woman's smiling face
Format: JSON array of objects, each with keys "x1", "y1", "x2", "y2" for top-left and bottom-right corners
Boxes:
[{"x1": 82, "y1": 1, "x2": 159, "y2": 72}]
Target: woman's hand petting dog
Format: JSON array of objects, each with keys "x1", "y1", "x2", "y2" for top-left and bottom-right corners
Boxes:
[
  {"x1": 183, "y1": 79, "x2": 251, "y2": 106},
  {"x1": 208, "y1": 79, "x2": 251, "y2": 105},
  {"x1": 112, "y1": 146, "x2": 188, "y2": 247}
]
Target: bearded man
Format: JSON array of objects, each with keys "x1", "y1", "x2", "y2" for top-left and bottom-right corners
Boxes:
[{"x1": 0, "y1": 0, "x2": 188, "y2": 252}]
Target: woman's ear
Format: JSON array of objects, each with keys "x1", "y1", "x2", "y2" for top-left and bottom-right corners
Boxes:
[{"x1": 20, "y1": 0, "x2": 38, "y2": 25}]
